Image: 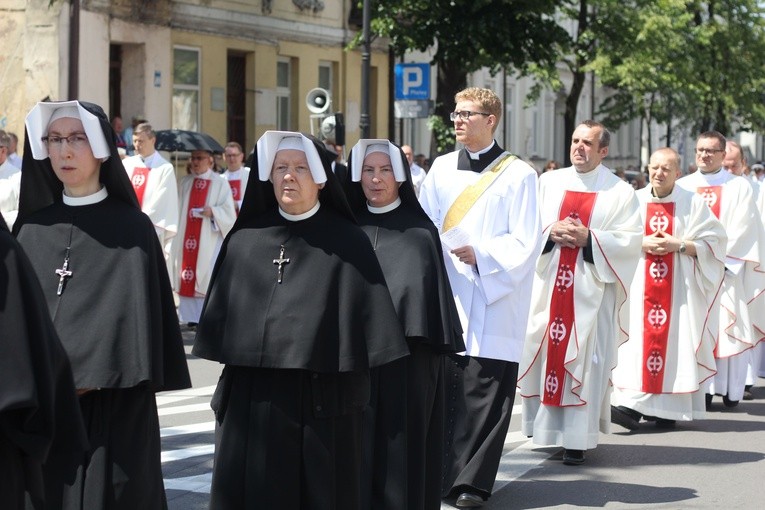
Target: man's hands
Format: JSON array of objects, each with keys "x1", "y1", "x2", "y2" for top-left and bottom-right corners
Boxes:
[
  {"x1": 550, "y1": 217, "x2": 589, "y2": 248},
  {"x1": 642, "y1": 230, "x2": 681, "y2": 255},
  {"x1": 451, "y1": 245, "x2": 476, "y2": 266}
]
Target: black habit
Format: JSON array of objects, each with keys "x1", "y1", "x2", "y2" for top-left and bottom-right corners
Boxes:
[
  {"x1": 193, "y1": 133, "x2": 408, "y2": 510},
  {"x1": 14, "y1": 101, "x2": 191, "y2": 510},
  {"x1": 345, "y1": 143, "x2": 464, "y2": 510},
  {"x1": 0, "y1": 214, "x2": 87, "y2": 510}
]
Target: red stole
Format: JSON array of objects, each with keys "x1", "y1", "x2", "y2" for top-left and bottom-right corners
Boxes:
[
  {"x1": 131, "y1": 167, "x2": 150, "y2": 207},
  {"x1": 542, "y1": 190, "x2": 597, "y2": 406},
  {"x1": 180, "y1": 178, "x2": 211, "y2": 297},
  {"x1": 641, "y1": 202, "x2": 675, "y2": 393},
  {"x1": 228, "y1": 180, "x2": 241, "y2": 214},
  {"x1": 697, "y1": 186, "x2": 722, "y2": 218}
]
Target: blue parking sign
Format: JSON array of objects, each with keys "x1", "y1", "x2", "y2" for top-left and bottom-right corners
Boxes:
[{"x1": 395, "y1": 63, "x2": 430, "y2": 100}]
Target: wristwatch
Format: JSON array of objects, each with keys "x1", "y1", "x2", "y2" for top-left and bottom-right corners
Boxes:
[{"x1": 679, "y1": 241, "x2": 686, "y2": 254}]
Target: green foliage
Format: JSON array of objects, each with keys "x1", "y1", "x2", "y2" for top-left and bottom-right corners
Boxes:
[{"x1": 426, "y1": 114, "x2": 455, "y2": 155}]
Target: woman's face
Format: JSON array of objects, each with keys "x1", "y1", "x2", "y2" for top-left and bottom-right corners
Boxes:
[
  {"x1": 361, "y1": 151, "x2": 399, "y2": 207},
  {"x1": 46, "y1": 117, "x2": 101, "y2": 197}
]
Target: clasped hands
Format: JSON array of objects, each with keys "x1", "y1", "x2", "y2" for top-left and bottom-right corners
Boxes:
[{"x1": 550, "y1": 217, "x2": 589, "y2": 248}]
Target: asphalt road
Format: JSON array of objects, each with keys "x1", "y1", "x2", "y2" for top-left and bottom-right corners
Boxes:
[{"x1": 160, "y1": 327, "x2": 765, "y2": 509}]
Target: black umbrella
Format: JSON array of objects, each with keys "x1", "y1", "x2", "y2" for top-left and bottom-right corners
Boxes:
[{"x1": 154, "y1": 129, "x2": 225, "y2": 154}]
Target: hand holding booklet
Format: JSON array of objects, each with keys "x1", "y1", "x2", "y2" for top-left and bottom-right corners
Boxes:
[{"x1": 440, "y1": 226, "x2": 472, "y2": 251}]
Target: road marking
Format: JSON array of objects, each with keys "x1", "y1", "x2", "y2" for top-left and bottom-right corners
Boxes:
[
  {"x1": 158, "y1": 403, "x2": 213, "y2": 416},
  {"x1": 164, "y1": 473, "x2": 212, "y2": 493},
  {"x1": 161, "y1": 421, "x2": 216, "y2": 438},
  {"x1": 161, "y1": 444, "x2": 215, "y2": 463}
]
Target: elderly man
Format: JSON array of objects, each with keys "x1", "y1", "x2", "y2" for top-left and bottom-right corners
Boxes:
[
  {"x1": 122, "y1": 122, "x2": 179, "y2": 260},
  {"x1": 402, "y1": 144, "x2": 426, "y2": 196},
  {"x1": 172, "y1": 149, "x2": 236, "y2": 327},
  {"x1": 611, "y1": 148, "x2": 727, "y2": 430},
  {"x1": 519, "y1": 120, "x2": 642, "y2": 465},
  {"x1": 419, "y1": 87, "x2": 541, "y2": 507},
  {"x1": 678, "y1": 131, "x2": 765, "y2": 407},
  {"x1": 222, "y1": 141, "x2": 250, "y2": 213},
  {"x1": 193, "y1": 131, "x2": 408, "y2": 510}
]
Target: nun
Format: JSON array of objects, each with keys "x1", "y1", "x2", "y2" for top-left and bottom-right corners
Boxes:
[
  {"x1": 345, "y1": 140, "x2": 463, "y2": 510},
  {"x1": 193, "y1": 131, "x2": 408, "y2": 510},
  {"x1": 14, "y1": 100, "x2": 191, "y2": 509}
]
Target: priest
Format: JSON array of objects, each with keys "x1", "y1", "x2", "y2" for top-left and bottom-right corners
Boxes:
[
  {"x1": 345, "y1": 139, "x2": 464, "y2": 509},
  {"x1": 611, "y1": 148, "x2": 727, "y2": 430},
  {"x1": 676, "y1": 131, "x2": 765, "y2": 407},
  {"x1": 14, "y1": 100, "x2": 191, "y2": 509},
  {"x1": 1, "y1": 212, "x2": 87, "y2": 510},
  {"x1": 171, "y1": 148, "x2": 236, "y2": 326},
  {"x1": 222, "y1": 141, "x2": 250, "y2": 213},
  {"x1": 193, "y1": 131, "x2": 409, "y2": 510},
  {"x1": 418, "y1": 87, "x2": 542, "y2": 507},
  {"x1": 519, "y1": 120, "x2": 642, "y2": 465},
  {"x1": 122, "y1": 122, "x2": 179, "y2": 264}
]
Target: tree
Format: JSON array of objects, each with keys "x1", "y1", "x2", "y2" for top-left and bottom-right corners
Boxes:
[{"x1": 367, "y1": 0, "x2": 568, "y2": 154}]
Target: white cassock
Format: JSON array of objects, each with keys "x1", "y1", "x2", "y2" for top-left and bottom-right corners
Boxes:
[
  {"x1": 519, "y1": 164, "x2": 642, "y2": 450},
  {"x1": 0, "y1": 160, "x2": 21, "y2": 230},
  {"x1": 419, "y1": 150, "x2": 541, "y2": 361},
  {"x1": 612, "y1": 185, "x2": 727, "y2": 420},
  {"x1": 172, "y1": 169, "x2": 237, "y2": 323},
  {"x1": 223, "y1": 167, "x2": 250, "y2": 212},
  {"x1": 677, "y1": 170, "x2": 765, "y2": 401},
  {"x1": 123, "y1": 151, "x2": 180, "y2": 261},
  {"x1": 410, "y1": 162, "x2": 426, "y2": 198}
]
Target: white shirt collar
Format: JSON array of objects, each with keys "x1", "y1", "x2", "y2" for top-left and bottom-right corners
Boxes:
[
  {"x1": 62, "y1": 186, "x2": 108, "y2": 206},
  {"x1": 367, "y1": 197, "x2": 401, "y2": 214},
  {"x1": 279, "y1": 201, "x2": 320, "y2": 221}
]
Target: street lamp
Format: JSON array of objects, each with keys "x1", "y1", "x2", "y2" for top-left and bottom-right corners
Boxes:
[{"x1": 360, "y1": 0, "x2": 372, "y2": 138}]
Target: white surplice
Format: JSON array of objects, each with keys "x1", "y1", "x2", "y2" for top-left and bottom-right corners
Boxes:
[
  {"x1": 677, "y1": 170, "x2": 765, "y2": 401},
  {"x1": 223, "y1": 167, "x2": 250, "y2": 211},
  {"x1": 519, "y1": 164, "x2": 642, "y2": 450},
  {"x1": 418, "y1": 150, "x2": 542, "y2": 362},
  {"x1": 612, "y1": 185, "x2": 727, "y2": 421},
  {"x1": 123, "y1": 151, "x2": 180, "y2": 258},
  {"x1": 172, "y1": 169, "x2": 236, "y2": 322}
]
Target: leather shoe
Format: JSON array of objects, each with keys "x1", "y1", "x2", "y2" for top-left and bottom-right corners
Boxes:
[
  {"x1": 455, "y1": 492, "x2": 484, "y2": 508},
  {"x1": 723, "y1": 395, "x2": 739, "y2": 408},
  {"x1": 654, "y1": 418, "x2": 676, "y2": 429},
  {"x1": 611, "y1": 405, "x2": 640, "y2": 430},
  {"x1": 743, "y1": 385, "x2": 754, "y2": 401},
  {"x1": 562, "y1": 449, "x2": 586, "y2": 465}
]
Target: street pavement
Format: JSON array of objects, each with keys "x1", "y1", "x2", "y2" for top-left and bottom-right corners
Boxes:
[{"x1": 161, "y1": 326, "x2": 765, "y2": 509}]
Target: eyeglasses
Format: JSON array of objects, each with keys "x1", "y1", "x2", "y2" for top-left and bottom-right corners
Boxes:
[
  {"x1": 42, "y1": 133, "x2": 90, "y2": 151},
  {"x1": 190, "y1": 156, "x2": 210, "y2": 161},
  {"x1": 224, "y1": 153, "x2": 242, "y2": 158},
  {"x1": 695, "y1": 148, "x2": 724, "y2": 155},
  {"x1": 449, "y1": 111, "x2": 491, "y2": 122}
]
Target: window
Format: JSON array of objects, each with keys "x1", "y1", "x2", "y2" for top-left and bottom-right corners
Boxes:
[
  {"x1": 173, "y1": 47, "x2": 200, "y2": 130},
  {"x1": 318, "y1": 61, "x2": 333, "y2": 93},
  {"x1": 276, "y1": 59, "x2": 291, "y2": 131}
]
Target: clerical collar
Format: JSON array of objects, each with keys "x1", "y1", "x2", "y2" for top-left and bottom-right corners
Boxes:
[
  {"x1": 279, "y1": 201, "x2": 320, "y2": 221},
  {"x1": 465, "y1": 142, "x2": 495, "y2": 160},
  {"x1": 367, "y1": 197, "x2": 401, "y2": 214},
  {"x1": 650, "y1": 185, "x2": 674, "y2": 200},
  {"x1": 700, "y1": 167, "x2": 723, "y2": 176},
  {"x1": 194, "y1": 169, "x2": 214, "y2": 179},
  {"x1": 141, "y1": 152, "x2": 158, "y2": 167},
  {"x1": 63, "y1": 186, "x2": 108, "y2": 206},
  {"x1": 457, "y1": 141, "x2": 503, "y2": 173}
]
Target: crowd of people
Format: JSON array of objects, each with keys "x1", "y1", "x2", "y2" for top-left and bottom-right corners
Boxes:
[{"x1": 2, "y1": 87, "x2": 764, "y2": 510}]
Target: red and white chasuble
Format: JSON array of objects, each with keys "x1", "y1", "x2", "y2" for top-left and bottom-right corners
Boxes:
[
  {"x1": 180, "y1": 178, "x2": 211, "y2": 297},
  {"x1": 130, "y1": 166, "x2": 150, "y2": 207},
  {"x1": 542, "y1": 191, "x2": 597, "y2": 406},
  {"x1": 641, "y1": 203, "x2": 675, "y2": 393}
]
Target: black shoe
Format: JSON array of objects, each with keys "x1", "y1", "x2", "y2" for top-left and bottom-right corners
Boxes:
[
  {"x1": 611, "y1": 405, "x2": 640, "y2": 430},
  {"x1": 743, "y1": 385, "x2": 754, "y2": 401},
  {"x1": 723, "y1": 395, "x2": 739, "y2": 408},
  {"x1": 655, "y1": 418, "x2": 676, "y2": 429},
  {"x1": 705, "y1": 393, "x2": 713, "y2": 410},
  {"x1": 455, "y1": 492, "x2": 484, "y2": 508},
  {"x1": 562, "y1": 449, "x2": 586, "y2": 465}
]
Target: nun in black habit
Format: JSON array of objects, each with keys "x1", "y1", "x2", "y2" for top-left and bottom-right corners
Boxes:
[
  {"x1": 14, "y1": 100, "x2": 191, "y2": 509},
  {"x1": 0, "y1": 212, "x2": 87, "y2": 510},
  {"x1": 345, "y1": 140, "x2": 464, "y2": 510},
  {"x1": 193, "y1": 131, "x2": 409, "y2": 510}
]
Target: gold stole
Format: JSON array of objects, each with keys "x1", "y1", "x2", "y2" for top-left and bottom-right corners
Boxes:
[{"x1": 442, "y1": 153, "x2": 517, "y2": 233}]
